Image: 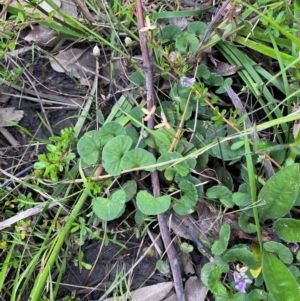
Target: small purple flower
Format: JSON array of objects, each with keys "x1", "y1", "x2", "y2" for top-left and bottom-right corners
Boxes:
[
  {"x1": 234, "y1": 271, "x2": 252, "y2": 293},
  {"x1": 180, "y1": 76, "x2": 195, "y2": 87}
]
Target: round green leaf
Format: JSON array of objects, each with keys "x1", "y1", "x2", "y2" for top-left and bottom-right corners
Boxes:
[
  {"x1": 129, "y1": 107, "x2": 144, "y2": 128},
  {"x1": 120, "y1": 149, "x2": 156, "y2": 172},
  {"x1": 92, "y1": 190, "x2": 126, "y2": 221},
  {"x1": 102, "y1": 135, "x2": 132, "y2": 176},
  {"x1": 187, "y1": 21, "x2": 207, "y2": 37},
  {"x1": 258, "y1": 164, "x2": 300, "y2": 222},
  {"x1": 201, "y1": 262, "x2": 215, "y2": 287},
  {"x1": 180, "y1": 242, "x2": 194, "y2": 254},
  {"x1": 173, "y1": 180, "x2": 198, "y2": 215},
  {"x1": 207, "y1": 266, "x2": 226, "y2": 295},
  {"x1": 212, "y1": 140, "x2": 244, "y2": 161},
  {"x1": 120, "y1": 180, "x2": 137, "y2": 202},
  {"x1": 273, "y1": 218, "x2": 300, "y2": 243},
  {"x1": 206, "y1": 185, "x2": 234, "y2": 208},
  {"x1": 77, "y1": 130, "x2": 102, "y2": 165},
  {"x1": 175, "y1": 32, "x2": 199, "y2": 54},
  {"x1": 175, "y1": 174, "x2": 203, "y2": 197},
  {"x1": 157, "y1": 152, "x2": 182, "y2": 171},
  {"x1": 136, "y1": 191, "x2": 171, "y2": 215},
  {"x1": 160, "y1": 24, "x2": 182, "y2": 43},
  {"x1": 98, "y1": 121, "x2": 126, "y2": 145},
  {"x1": 262, "y1": 252, "x2": 300, "y2": 301},
  {"x1": 224, "y1": 247, "x2": 258, "y2": 269},
  {"x1": 196, "y1": 64, "x2": 210, "y2": 80}
]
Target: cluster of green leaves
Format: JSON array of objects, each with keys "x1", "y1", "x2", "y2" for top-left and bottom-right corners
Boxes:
[
  {"x1": 202, "y1": 163, "x2": 300, "y2": 300},
  {"x1": 34, "y1": 128, "x2": 77, "y2": 181},
  {"x1": 3, "y1": 0, "x2": 300, "y2": 300}
]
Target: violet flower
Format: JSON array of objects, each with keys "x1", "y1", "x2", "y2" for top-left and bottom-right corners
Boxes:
[
  {"x1": 234, "y1": 271, "x2": 252, "y2": 293},
  {"x1": 180, "y1": 76, "x2": 195, "y2": 87}
]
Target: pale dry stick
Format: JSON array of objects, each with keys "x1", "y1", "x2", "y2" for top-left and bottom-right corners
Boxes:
[
  {"x1": 72, "y1": 0, "x2": 95, "y2": 22},
  {"x1": 0, "y1": 127, "x2": 19, "y2": 148},
  {"x1": 0, "y1": 169, "x2": 61, "y2": 230}
]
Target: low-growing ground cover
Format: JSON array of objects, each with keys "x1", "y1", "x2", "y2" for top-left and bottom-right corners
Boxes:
[{"x1": 0, "y1": 0, "x2": 300, "y2": 300}]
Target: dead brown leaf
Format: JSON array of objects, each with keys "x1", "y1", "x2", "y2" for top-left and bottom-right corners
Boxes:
[
  {"x1": 24, "y1": 25, "x2": 60, "y2": 47},
  {"x1": 49, "y1": 48, "x2": 96, "y2": 85},
  {"x1": 211, "y1": 60, "x2": 242, "y2": 76}
]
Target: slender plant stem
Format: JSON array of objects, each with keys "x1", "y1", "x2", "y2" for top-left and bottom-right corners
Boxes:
[{"x1": 136, "y1": 1, "x2": 185, "y2": 299}]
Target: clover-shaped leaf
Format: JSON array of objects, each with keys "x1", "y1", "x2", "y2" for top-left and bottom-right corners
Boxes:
[
  {"x1": 136, "y1": 190, "x2": 171, "y2": 215},
  {"x1": 120, "y1": 149, "x2": 156, "y2": 172},
  {"x1": 92, "y1": 190, "x2": 126, "y2": 221},
  {"x1": 77, "y1": 130, "x2": 102, "y2": 165},
  {"x1": 102, "y1": 135, "x2": 132, "y2": 176}
]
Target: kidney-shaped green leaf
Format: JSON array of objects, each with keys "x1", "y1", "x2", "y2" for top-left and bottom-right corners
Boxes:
[
  {"x1": 224, "y1": 247, "x2": 258, "y2": 269},
  {"x1": 102, "y1": 135, "x2": 132, "y2": 176},
  {"x1": 187, "y1": 21, "x2": 207, "y2": 37},
  {"x1": 273, "y1": 218, "x2": 300, "y2": 243},
  {"x1": 176, "y1": 32, "x2": 199, "y2": 54},
  {"x1": 120, "y1": 149, "x2": 156, "y2": 172},
  {"x1": 92, "y1": 190, "x2": 126, "y2": 221},
  {"x1": 206, "y1": 185, "x2": 234, "y2": 208},
  {"x1": 98, "y1": 121, "x2": 126, "y2": 145},
  {"x1": 120, "y1": 180, "x2": 137, "y2": 202},
  {"x1": 160, "y1": 24, "x2": 182, "y2": 43},
  {"x1": 262, "y1": 252, "x2": 300, "y2": 301},
  {"x1": 173, "y1": 180, "x2": 198, "y2": 215},
  {"x1": 136, "y1": 190, "x2": 171, "y2": 215},
  {"x1": 258, "y1": 164, "x2": 300, "y2": 222},
  {"x1": 157, "y1": 152, "x2": 182, "y2": 171},
  {"x1": 77, "y1": 130, "x2": 102, "y2": 165}
]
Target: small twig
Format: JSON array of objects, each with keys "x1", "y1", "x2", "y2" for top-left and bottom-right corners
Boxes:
[{"x1": 135, "y1": 1, "x2": 185, "y2": 300}]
